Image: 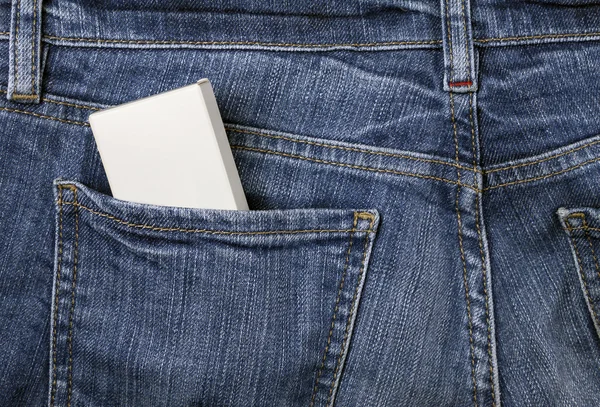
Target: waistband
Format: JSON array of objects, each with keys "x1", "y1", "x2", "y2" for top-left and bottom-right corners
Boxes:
[{"x1": 1, "y1": 0, "x2": 600, "y2": 50}]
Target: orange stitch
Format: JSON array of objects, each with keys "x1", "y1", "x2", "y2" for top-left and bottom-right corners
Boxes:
[
  {"x1": 567, "y1": 225, "x2": 600, "y2": 329},
  {"x1": 484, "y1": 156, "x2": 600, "y2": 190},
  {"x1": 42, "y1": 34, "x2": 442, "y2": 48},
  {"x1": 309, "y1": 212, "x2": 358, "y2": 407},
  {"x1": 0, "y1": 106, "x2": 90, "y2": 126},
  {"x1": 50, "y1": 185, "x2": 65, "y2": 407},
  {"x1": 56, "y1": 198, "x2": 372, "y2": 235},
  {"x1": 486, "y1": 139, "x2": 600, "y2": 174},
  {"x1": 0, "y1": 31, "x2": 9, "y2": 36},
  {"x1": 478, "y1": 32, "x2": 600, "y2": 43},
  {"x1": 66, "y1": 188, "x2": 79, "y2": 407},
  {"x1": 326, "y1": 214, "x2": 375, "y2": 405},
  {"x1": 225, "y1": 127, "x2": 482, "y2": 173},
  {"x1": 231, "y1": 145, "x2": 479, "y2": 192}
]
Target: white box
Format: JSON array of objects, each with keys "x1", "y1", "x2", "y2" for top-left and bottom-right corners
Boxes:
[{"x1": 89, "y1": 79, "x2": 249, "y2": 210}]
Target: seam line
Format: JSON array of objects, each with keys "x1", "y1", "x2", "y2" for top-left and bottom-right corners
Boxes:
[
  {"x1": 486, "y1": 139, "x2": 600, "y2": 173},
  {"x1": 50, "y1": 185, "x2": 64, "y2": 407},
  {"x1": 484, "y1": 156, "x2": 600, "y2": 190},
  {"x1": 34, "y1": 32, "x2": 600, "y2": 47},
  {"x1": 57, "y1": 198, "x2": 374, "y2": 235},
  {"x1": 231, "y1": 145, "x2": 478, "y2": 191},
  {"x1": 31, "y1": 0, "x2": 37, "y2": 95},
  {"x1": 14, "y1": 0, "x2": 21, "y2": 95},
  {"x1": 66, "y1": 187, "x2": 79, "y2": 407},
  {"x1": 42, "y1": 35, "x2": 442, "y2": 48},
  {"x1": 567, "y1": 222, "x2": 600, "y2": 329},
  {"x1": 326, "y1": 214, "x2": 375, "y2": 406},
  {"x1": 309, "y1": 212, "x2": 358, "y2": 407},
  {"x1": 226, "y1": 127, "x2": 482, "y2": 173}
]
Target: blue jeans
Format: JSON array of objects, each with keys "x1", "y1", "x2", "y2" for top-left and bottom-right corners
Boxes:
[{"x1": 2, "y1": 0, "x2": 600, "y2": 406}]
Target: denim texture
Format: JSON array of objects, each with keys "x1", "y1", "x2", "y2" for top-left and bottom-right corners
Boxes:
[{"x1": 1, "y1": 0, "x2": 600, "y2": 406}]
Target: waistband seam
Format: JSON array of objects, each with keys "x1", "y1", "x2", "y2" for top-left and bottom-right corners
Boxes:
[{"x1": 2, "y1": 32, "x2": 600, "y2": 49}]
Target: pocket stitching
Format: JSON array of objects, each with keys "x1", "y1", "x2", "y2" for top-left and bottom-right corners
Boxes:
[
  {"x1": 309, "y1": 212, "x2": 358, "y2": 407},
  {"x1": 326, "y1": 213, "x2": 376, "y2": 406},
  {"x1": 566, "y1": 213, "x2": 600, "y2": 329},
  {"x1": 57, "y1": 185, "x2": 375, "y2": 235}
]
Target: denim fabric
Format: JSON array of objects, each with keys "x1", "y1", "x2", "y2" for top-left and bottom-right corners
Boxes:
[{"x1": 1, "y1": 0, "x2": 600, "y2": 406}]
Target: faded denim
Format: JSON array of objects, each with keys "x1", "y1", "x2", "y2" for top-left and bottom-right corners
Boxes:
[{"x1": 1, "y1": 0, "x2": 600, "y2": 406}]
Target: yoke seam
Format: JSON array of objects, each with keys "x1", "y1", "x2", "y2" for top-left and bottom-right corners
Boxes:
[{"x1": 2, "y1": 94, "x2": 600, "y2": 190}]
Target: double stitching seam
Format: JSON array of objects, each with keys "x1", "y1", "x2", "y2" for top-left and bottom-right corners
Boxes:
[
  {"x1": 37, "y1": 32, "x2": 600, "y2": 47},
  {"x1": 30, "y1": 0, "x2": 37, "y2": 95},
  {"x1": 231, "y1": 145, "x2": 479, "y2": 191},
  {"x1": 326, "y1": 213, "x2": 375, "y2": 406},
  {"x1": 50, "y1": 185, "x2": 65, "y2": 407},
  {"x1": 487, "y1": 139, "x2": 600, "y2": 174},
  {"x1": 566, "y1": 218, "x2": 600, "y2": 329},
  {"x1": 66, "y1": 187, "x2": 79, "y2": 407},
  {"x1": 484, "y1": 157, "x2": 600, "y2": 191},
  {"x1": 3, "y1": 93, "x2": 600, "y2": 190},
  {"x1": 309, "y1": 212, "x2": 358, "y2": 407},
  {"x1": 477, "y1": 32, "x2": 600, "y2": 43},
  {"x1": 226, "y1": 127, "x2": 481, "y2": 173},
  {"x1": 42, "y1": 35, "x2": 442, "y2": 48},
  {"x1": 469, "y1": 93, "x2": 496, "y2": 405},
  {"x1": 13, "y1": 0, "x2": 21, "y2": 95},
  {"x1": 446, "y1": 0, "x2": 478, "y2": 402},
  {"x1": 56, "y1": 198, "x2": 374, "y2": 235}
]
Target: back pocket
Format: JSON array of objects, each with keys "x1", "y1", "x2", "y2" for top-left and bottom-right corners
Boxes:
[
  {"x1": 49, "y1": 179, "x2": 379, "y2": 407},
  {"x1": 558, "y1": 207, "x2": 600, "y2": 340}
]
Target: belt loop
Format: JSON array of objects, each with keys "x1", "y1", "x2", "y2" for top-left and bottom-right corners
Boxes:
[
  {"x1": 441, "y1": 0, "x2": 477, "y2": 93},
  {"x1": 7, "y1": 0, "x2": 44, "y2": 103}
]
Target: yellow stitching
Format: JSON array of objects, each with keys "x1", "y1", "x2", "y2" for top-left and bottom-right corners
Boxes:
[
  {"x1": 42, "y1": 35, "x2": 442, "y2": 47},
  {"x1": 232, "y1": 145, "x2": 479, "y2": 191},
  {"x1": 225, "y1": 127, "x2": 481, "y2": 173},
  {"x1": 485, "y1": 156, "x2": 600, "y2": 190},
  {"x1": 0, "y1": 31, "x2": 10, "y2": 35},
  {"x1": 567, "y1": 224, "x2": 600, "y2": 329},
  {"x1": 11, "y1": 93, "x2": 38, "y2": 99},
  {"x1": 50, "y1": 185, "x2": 65, "y2": 407},
  {"x1": 478, "y1": 32, "x2": 600, "y2": 43},
  {"x1": 31, "y1": 0, "x2": 37, "y2": 95},
  {"x1": 66, "y1": 188, "x2": 79, "y2": 407},
  {"x1": 450, "y1": 91, "x2": 478, "y2": 406},
  {"x1": 57, "y1": 199, "x2": 373, "y2": 235},
  {"x1": 0, "y1": 89, "x2": 102, "y2": 110},
  {"x1": 309, "y1": 212, "x2": 358, "y2": 407},
  {"x1": 487, "y1": 139, "x2": 600, "y2": 174},
  {"x1": 570, "y1": 226, "x2": 600, "y2": 233},
  {"x1": 327, "y1": 214, "x2": 375, "y2": 405},
  {"x1": 0, "y1": 106, "x2": 90, "y2": 126}
]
